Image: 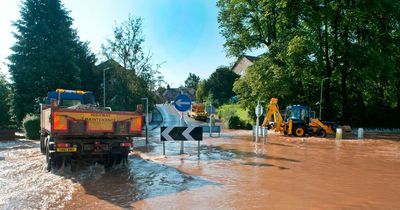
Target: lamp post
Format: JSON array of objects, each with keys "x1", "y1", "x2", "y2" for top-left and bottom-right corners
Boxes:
[
  {"x1": 141, "y1": 97, "x2": 149, "y2": 144},
  {"x1": 103, "y1": 67, "x2": 112, "y2": 109},
  {"x1": 319, "y1": 77, "x2": 331, "y2": 119}
]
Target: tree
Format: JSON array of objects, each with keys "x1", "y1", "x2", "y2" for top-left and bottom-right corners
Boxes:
[
  {"x1": 218, "y1": 0, "x2": 400, "y2": 127},
  {"x1": 195, "y1": 80, "x2": 208, "y2": 103},
  {"x1": 184, "y1": 73, "x2": 200, "y2": 90},
  {"x1": 196, "y1": 66, "x2": 239, "y2": 106},
  {"x1": 0, "y1": 73, "x2": 13, "y2": 128},
  {"x1": 8, "y1": 0, "x2": 96, "y2": 122},
  {"x1": 101, "y1": 15, "x2": 162, "y2": 91},
  {"x1": 76, "y1": 41, "x2": 100, "y2": 94},
  {"x1": 207, "y1": 66, "x2": 239, "y2": 106},
  {"x1": 101, "y1": 15, "x2": 163, "y2": 111}
]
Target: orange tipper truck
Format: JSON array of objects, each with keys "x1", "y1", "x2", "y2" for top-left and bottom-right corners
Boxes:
[{"x1": 40, "y1": 89, "x2": 142, "y2": 171}]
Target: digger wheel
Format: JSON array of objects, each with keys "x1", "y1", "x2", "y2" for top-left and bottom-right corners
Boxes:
[
  {"x1": 317, "y1": 128, "x2": 327, "y2": 137},
  {"x1": 293, "y1": 125, "x2": 306, "y2": 137}
]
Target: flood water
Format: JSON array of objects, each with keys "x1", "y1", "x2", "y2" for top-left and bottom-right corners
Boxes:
[{"x1": 1, "y1": 130, "x2": 399, "y2": 209}]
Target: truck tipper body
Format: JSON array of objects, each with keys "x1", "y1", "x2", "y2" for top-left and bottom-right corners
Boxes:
[{"x1": 40, "y1": 89, "x2": 143, "y2": 171}]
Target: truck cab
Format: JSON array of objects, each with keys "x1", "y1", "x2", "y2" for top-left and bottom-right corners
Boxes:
[{"x1": 45, "y1": 89, "x2": 95, "y2": 107}]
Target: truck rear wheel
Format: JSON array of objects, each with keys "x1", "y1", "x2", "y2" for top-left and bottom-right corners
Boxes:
[{"x1": 103, "y1": 154, "x2": 115, "y2": 170}]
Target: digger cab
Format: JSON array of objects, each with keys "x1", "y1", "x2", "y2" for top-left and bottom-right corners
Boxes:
[
  {"x1": 285, "y1": 105, "x2": 310, "y2": 123},
  {"x1": 284, "y1": 105, "x2": 311, "y2": 137}
]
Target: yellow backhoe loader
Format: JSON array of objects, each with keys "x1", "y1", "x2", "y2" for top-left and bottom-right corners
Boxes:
[{"x1": 262, "y1": 98, "x2": 336, "y2": 137}]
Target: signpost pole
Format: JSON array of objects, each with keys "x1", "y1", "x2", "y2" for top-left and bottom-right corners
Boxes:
[
  {"x1": 256, "y1": 119, "x2": 259, "y2": 143},
  {"x1": 180, "y1": 112, "x2": 184, "y2": 154},
  {"x1": 209, "y1": 102, "x2": 212, "y2": 137},
  {"x1": 263, "y1": 127, "x2": 267, "y2": 144},
  {"x1": 173, "y1": 94, "x2": 191, "y2": 155},
  {"x1": 163, "y1": 141, "x2": 165, "y2": 156},
  {"x1": 255, "y1": 99, "x2": 263, "y2": 143},
  {"x1": 198, "y1": 141, "x2": 200, "y2": 158}
]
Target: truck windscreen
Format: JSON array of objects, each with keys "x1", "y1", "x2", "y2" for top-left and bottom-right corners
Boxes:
[{"x1": 47, "y1": 91, "x2": 96, "y2": 106}]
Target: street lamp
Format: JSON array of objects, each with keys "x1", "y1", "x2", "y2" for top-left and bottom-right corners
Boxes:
[
  {"x1": 319, "y1": 77, "x2": 331, "y2": 119},
  {"x1": 103, "y1": 67, "x2": 112, "y2": 109},
  {"x1": 141, "y1": 97, "x2": 149, "y2": 144}
]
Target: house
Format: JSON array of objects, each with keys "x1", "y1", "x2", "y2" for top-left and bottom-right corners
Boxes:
[
  {"x1": 231, "y1": 55, "x2": 259, "y2": 76},
  {"x1": 162, "y1": 85, "x2": 196, "y2": 103}
]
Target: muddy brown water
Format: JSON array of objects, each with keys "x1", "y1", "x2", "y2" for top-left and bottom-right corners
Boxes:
[{"x1": 1, "y1": 131, "x2": 399, "y2": 209}]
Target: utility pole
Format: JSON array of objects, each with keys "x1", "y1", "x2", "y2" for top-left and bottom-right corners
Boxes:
[
  {"x1": 141, "y1": 97, "x2": 149, "y2": 144},
  {"x1": 103, "y1": 68, "x2": 106, "y2": 108},
  {"x1": 103, "y1": 67, "x2": 111, "y2": 109}
]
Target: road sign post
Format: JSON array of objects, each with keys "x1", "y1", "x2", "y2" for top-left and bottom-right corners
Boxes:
[
  {"x1": 255, "y1": 100, "x2": 263, "y2": 143},
  {"x1": 209, "y1": 102, "x2": 212, "y2": 137},
  {"x1": 180, "y1": 112, "x2": 184, "y2": 154},
  {"x1": 173, "y1": 95, "x2": 191, "y2": 154}
]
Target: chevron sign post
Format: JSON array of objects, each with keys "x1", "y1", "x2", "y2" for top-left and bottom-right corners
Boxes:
[{"x1": 160, "y1": 126, "x2": 203, "y2": 157}]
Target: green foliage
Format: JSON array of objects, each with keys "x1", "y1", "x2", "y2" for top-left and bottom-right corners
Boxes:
[
  {"x1": 97, "y1": 60, "x2": 154, "y2": 112},
  {"x1": 218, "y1": 104, "x2": 253, "y2": 129},
  {"x1": 0, "y1": 74, "x2": 14, "y2": 128},
  {"x1": 195, "y1": 80, "x2": 208, "y2": 102},
  {"x1": 218, "y1": 0, "x2": 400, "y2": 127},
  {"x1": 184, "y1": 73, "x2": 200, "y2": 90},
  {"x1": 101, "y1": 15, "x2": 163, "y2": 92},
  {"x1": 228, "y1": 116, "x2": 241, "y2": 129},
  {"x1": 22, "y1": 114, "x2": 40, "y2": 140},
  {"x1": 228, "y1": 116, "x2": 252, "y2": 130},
  {"x1": 101, "y1": 15, "x2": 163, "y2": 111},
  {"x1": 8, "y1": 0, "x2": 98, "y2": 123},
  {"x1": 196, "y1": 66, "x2": 239, "y2": 106}
]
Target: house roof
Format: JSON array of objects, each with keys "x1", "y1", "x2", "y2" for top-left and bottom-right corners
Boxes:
[
  {"x1": 231, "y1": 55, "x2": 259, "y2": 72},
  {"x1": 96, "y1": 59, "x2": 124, "y2": 70},
  {"x1": 243, "y1": 55, "x2": 259, "y2": 62}
]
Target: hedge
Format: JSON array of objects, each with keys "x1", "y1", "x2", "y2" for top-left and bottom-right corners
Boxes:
[{"x1": 23, "y1": 114, "x2": 40, "y2": 140}]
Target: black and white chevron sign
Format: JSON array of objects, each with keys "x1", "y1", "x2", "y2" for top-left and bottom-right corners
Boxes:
[{"x1": 161, "y1": 126, "x2": 203, "y2": 141}]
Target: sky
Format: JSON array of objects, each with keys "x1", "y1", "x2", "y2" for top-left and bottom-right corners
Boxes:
[{"x1": 0, "y1": 0, "x2": 235, "y2": 87}]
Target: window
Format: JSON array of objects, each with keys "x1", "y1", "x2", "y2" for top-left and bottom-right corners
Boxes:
[{"x1": 61, "y1": 100, "x2": 82, "y2": 107}]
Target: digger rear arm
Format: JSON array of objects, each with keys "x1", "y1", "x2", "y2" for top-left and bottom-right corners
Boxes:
[{"x1": 262, "y1": 98, "x2": 283, "y2": 132}]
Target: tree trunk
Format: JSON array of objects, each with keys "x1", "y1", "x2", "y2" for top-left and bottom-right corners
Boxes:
[
  {"x1": 340, "y1": 25, "x2": 350, "y2": 124},
  {"x1": 322, "y1": 0, "x2": 333, "y2": 120}
]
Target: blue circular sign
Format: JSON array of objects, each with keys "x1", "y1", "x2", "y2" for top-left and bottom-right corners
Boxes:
[{"x1": 174, "y1": 95, "x2": 191, "y2": 112}]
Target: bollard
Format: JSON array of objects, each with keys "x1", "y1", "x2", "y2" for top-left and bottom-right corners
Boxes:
[
  {"x1": 357, "y1": 128, "x2": 364, "y2": 139},
  {"x1": 263, "y1": 127, "x2": 267, "y2": 144},
  {"x1": 252, "y1": 126, "x2": 255, "y2": 141},
  {"x1": 336, "y1": 128, "x2": 343, "y2": 139}
]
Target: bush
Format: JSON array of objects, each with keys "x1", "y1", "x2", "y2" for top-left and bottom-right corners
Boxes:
[
  {"x1": 219, "y1": 104, "x2": 254, "y2": 129},
  {"x1": 228, "y1": 115, "x2": 253, "y2": 130},
  {"x1": 23, "y1": 114, "x2": 40, "y2": 140},
  {"x1": 228, "y1": 116, "x2": 241, "y2": 129}
]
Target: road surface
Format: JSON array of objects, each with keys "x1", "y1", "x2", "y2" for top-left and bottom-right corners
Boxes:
[{"x1": 0, "y1": 104, "x2": 400, "y2": 209}]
